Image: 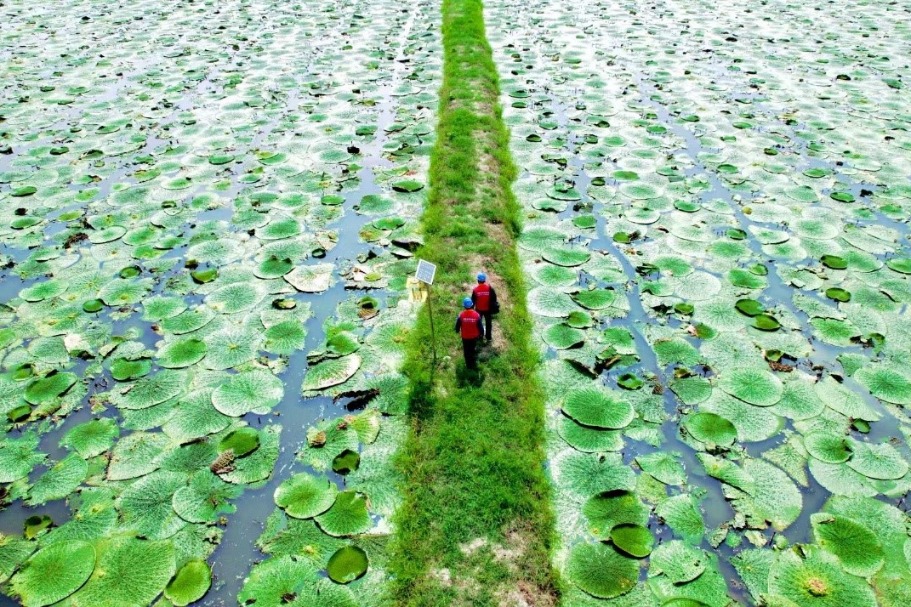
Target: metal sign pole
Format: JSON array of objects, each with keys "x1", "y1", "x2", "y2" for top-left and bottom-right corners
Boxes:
[{"x1": 415, "y1": 259, "x2": 438, "y2": 369}]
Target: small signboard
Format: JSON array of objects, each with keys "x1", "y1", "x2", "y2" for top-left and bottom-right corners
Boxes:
[{"x1": 415, "y1": 259, "x2": 436, "y2": 285}]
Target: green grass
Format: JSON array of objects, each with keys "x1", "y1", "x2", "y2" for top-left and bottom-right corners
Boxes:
[{"x1": 388, "y1": 0, "x2": 559, "y2": 605}]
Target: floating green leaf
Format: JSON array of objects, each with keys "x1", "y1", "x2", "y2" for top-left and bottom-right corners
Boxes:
[
  {"x1": 718, "y1": 367, "x2": 783, "y2": 407},
  {"x1": 156, "y1": 338, "x2": 207, "y2": 368},
  {"x1": 211, "y1": 370, "x2": 284, "y2": 417},
  {"x1": 563, "y1": 387, "x2": 635, "y2": 429},
  {"x1": 684, "y1": 412, "x2": 737, "y2": 447},
  {"x1": 650, "y1": 540, "x2": 706, "y2": 584},
  {"x1": 315, "y1": 490, "x2": 372, "y2": 537},
  {"x1": 165, "y1": 560, "x2": 211, "y2": 606},
  {"x1": 9, "y1": 540, "x2": 95, "y2": 607},
  {"x1": 68, "y1": 537, "x2": 176, "y2": 607},
  {"x1": 610, "y1": 523, "x2": 653, "y2": 558},
  {"x1": 274, "y1": 473, "x2": 338, "y2": 519},
  {"x1": 583, "y1": 490, "x2": 649, "y2": 539},
  {"x1": 302, "y1": 355, "x2": 361, "y2": 392},
  {"x1": 219, "y1": 428, "x2": 260, "y2": 457},
  {"x1": 811, "y1": 513, "x2": 884, "y2": 578},
  {"x1": 768, "y1": 546, "x2": 876, "y2": 607},
  {"x1": 566, "y1": 542, "x2": 638, "y2": 599},
  {"x1": 326, "y1": 546, "x2": 369, "y2": 584}
]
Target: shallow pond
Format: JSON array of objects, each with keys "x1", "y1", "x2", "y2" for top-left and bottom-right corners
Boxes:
[
  {"x1": 0, "y1": 0, "x2": 441, "y2": 605},
  {"x1": 487, "y1": 0, "x2": 911, "y2": 605}
]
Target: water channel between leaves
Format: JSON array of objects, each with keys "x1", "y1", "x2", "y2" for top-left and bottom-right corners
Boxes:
[{"x1": 0, "y1": 0, "x2": 441, "y2": 605}]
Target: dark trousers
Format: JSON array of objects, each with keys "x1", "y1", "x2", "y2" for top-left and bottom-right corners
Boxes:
[
  {"x1": 478, "y1": 311, "x2": 493, "y2": 341},
  {"x1": 462, "y1": 338, "x2": 479, "y2": 369}
]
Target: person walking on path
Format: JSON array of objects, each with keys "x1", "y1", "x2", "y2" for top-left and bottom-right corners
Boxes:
[
  {"x1": 455, "y1": 297, "x2": 484, "y2": 369},
  {"x1": 471, "y1": 273, "x2": 498, "y2": 343}
]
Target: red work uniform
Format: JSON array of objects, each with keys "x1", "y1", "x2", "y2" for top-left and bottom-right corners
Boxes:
[
  {"x1": 455, "y1": 309, "x2": 484, "y2": 368},
  {"x1": 471, "y1": 283, "x2": 497, "y2": 342}
]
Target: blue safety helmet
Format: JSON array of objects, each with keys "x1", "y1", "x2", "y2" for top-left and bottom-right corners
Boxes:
[
  {"x1": 462, "y1": 297, "x2": 473, "y2": 309},
  {"x1": 477, "y1": 273, "x2": 487, "y2": 282}
]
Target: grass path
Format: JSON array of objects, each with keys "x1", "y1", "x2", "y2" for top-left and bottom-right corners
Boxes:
[{"x1": 388, "y1": 0, "x2": 559, "y2": 604}]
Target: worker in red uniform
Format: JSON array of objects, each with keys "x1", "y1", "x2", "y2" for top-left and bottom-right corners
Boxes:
[
  {"x1": 454, "y1": 297, "x2": 484, "y2": 369},
  {"x1": 471, "y1": 273, "x2": 498, "y2": 343}
]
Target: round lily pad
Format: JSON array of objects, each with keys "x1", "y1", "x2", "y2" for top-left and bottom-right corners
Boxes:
[
  {"x1": 609, "y1": 523, "x2": 653, "y2": 558},
  {"x1": 7, "y1": 405, "x2": 31, "y2": 423},
  {"x1": 209, "y1": 154, "x2": 234, "y2": 165},
  {"x1": 830, "y1": 191, "x2": 855, "y2": 203},
  {"x1": 302, "y1": 355, "x2": 361, "y2": 391},
  {"x1": 735, "y1": 299, "x2": 765, "y2": 317},
  {"x1": 82, "y1": 299, "x2": 104, "y2": 313},
  {"x1": 206, "y1": 283, "x2": 262, "y2": 314},
  {"x1": 685, "y1": 412, "x2": 737, "y2": 447},
  {"x1": 768, "y1": 546, "x2": 876, "y2": 607},
  {"x1": 211, "y1": 370, "x2": 284, "y2": 417},
  {"x1": 110, "y1": 358, "x2": 152, "y2": 381},
  {"x1": 572, "y1": 289, "x2": 617, "y2": 310},
  {"x1": 236, "y1": 555, "x2": 318, "y2": 606},
  {"x1": 9, "y1": 540, "x2": 96, "y2": 607},
  {"x1": 327, "y1": 332, "x2": 360, "y2": 356},
  {"x1": 326, "y1": 546, "x2": 369, "y2": 584},
  {"x1": 543, "y1": 324, "x2": 585, "y2": 349},
  {"x1": 12, "y1": 186, "x2": 37, "y2": 197},
  {"x1": 162, "y1": 307, "x2": 215, "y2": 334},
  {"x1": 563, "y1": 387, "x2": 635, "y2": 429},
  {"x1": 392, "y1": 180, "x2": 423, "y2": 192},
  {"x1": 543, "y1": 247, "x2": 591, "y2": 267},
  {"x1": 114, "y1": 370, "x2": 185, "y2": 410},
  {"x1": 284, "y1": 264, "x2": 335, "y2": 293},
  {"x1": 805, "y1": 432, "x2": 851, "y2": 464},
  {"x1": 164, "y1": 560, "x2": 211, "y2": 606},
  {"x1": 556, "y1": 416, "x2": 624, "y2": 453},
  {"x1": 203, "y1": 328, "x2": 261, "y2": 370},
  {"x1": 315, "y1": 490, "x2": 372, "y2": 537},
  {"x1": 527, "y1": 287, "x2": 577, "y2": 317},
  {"x1": 753, "y1": 314, "x2": 782, "y2": 331},
  {"x1": 118, "y1": 470, "x2": 188, "y2": 539},
  {"x1": 670, "y1": 376, "x2": 713, "y2": 405},
  {"x1": 886, "y1": 258, "x2": 911, "y2": 274},
  {"x1": 172, "y1": 472, "x2": 241, "y2": 523},
  {"x1": 27, "y1": 453, "x2": 88, "y2": 505},
  {"x1": 821, "y1": 255, "x2": 847, "y2": 270},
  {"x1": 617, "y1": 373, "x2": 643, "y2": 390},
  {"x1": 531, "y1": 264, "x2": 577, "y2": 287},
  {"x1": 219, "y1": 428, "x2": 260, "y2": 457},
  {"x1": 157, "y1": 338, "x2": 207, "y2": 368},
  {"x1": 566, "y1": 311, "x2": 593, "y2": 328},
  {"x1": 846, "y1": 440, "x2": 908, "y2": 480},
  {"x1": 854, "y1": 365, "x2": 911, "y2": 405},
  {"x1": 190, "y1": 268, "x2": 218, "y2": 284},
  {"x1": 24, "y1": 372, "x2": 77, "y2": 405},
  {"x1": 583, "y1": 490, "x2": 649, "y2": 539},
  {"x1": 650, "y1": 541, "x2": 707, "y2": 584},
  {"x1": 68, "y1": 537, "x2": 176, "y2": 606},
  {"x1": 811, "y1": 513, "x2": 884, "y2": 578},
  {"x1": 274, "y1": 473, "x2": 338, "y2": 519},
  {"x1": 255, "y1": 256, "x2": 294, "y2": 279},
  {"x1": 718, "y1": 367, "x2": 784, "y2": 407},
  {"x1": 825, "y1": 288, "x2": 850, "y2": 302},
  {"x1": 809, "y1": 459, "x2": 876, "y2": 498},
  {"x1": 23, "y1": 516, "x2": 52, "y2": 540},
  {"x1": 60, "y1": 418, "x2": 120, "y2": 459},
  {"x1": 566, "y1": 542, "x2": 638, "y2": 599}
]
